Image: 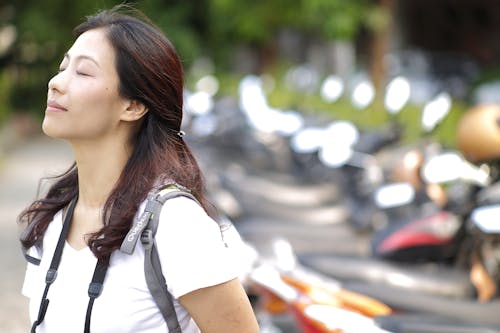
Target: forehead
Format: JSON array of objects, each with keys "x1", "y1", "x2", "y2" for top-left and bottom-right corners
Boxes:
[{"x1": 66, "y1": 28, "x2": 115, "y2": 66}]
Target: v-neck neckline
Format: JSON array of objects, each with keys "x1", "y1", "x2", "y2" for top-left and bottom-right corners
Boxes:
[{"x1": 56, "y1": 207, "x2": 92, "y2": 254}]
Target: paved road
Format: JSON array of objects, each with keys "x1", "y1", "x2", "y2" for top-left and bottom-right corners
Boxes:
[
  {"x1": 192, "y1": 142, "x2": 371, "y2": 258},
  {"x1": 0, "y1": 134, "x2": 366, "y2": 332},
  {"x1": 0, "y1": 136, "x2": 73, "y2": 332}
]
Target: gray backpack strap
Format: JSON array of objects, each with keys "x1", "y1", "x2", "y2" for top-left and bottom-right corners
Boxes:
[
  {"x1": 120, "y1": 192, "x2": 164, "y2": 255},
  {"x1": 140, "y1": 188, "x2": 199, "y2": 333}
]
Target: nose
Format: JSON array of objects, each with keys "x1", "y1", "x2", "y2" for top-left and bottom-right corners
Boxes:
[{"x1": 47, "y1": 71, "x2": 66, "y2": 93}]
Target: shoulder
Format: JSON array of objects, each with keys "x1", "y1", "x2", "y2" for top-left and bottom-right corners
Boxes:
[
  {"x1": 156, "y1": 194, "x2": 219, "y2": 241},
  {"x1": 153, "y1": 195, "x2": 240, "y2": 298},
  {"x1": 160, "y1": 194, "x2": 208, "y2": 219}
]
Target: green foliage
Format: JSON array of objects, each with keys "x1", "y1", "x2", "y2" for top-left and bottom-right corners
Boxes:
[
  {"x1": 208, "y1": 0, "x2": 372, "y2": 43},
  {"x1": 209, "y1": 0, "x2": 299, "y2": 44},
  {"x1": 135, "y1": 0, "x2": 205, "y2": 64},
  {"x1": 0, "y1": 0, "x2": 466, "y2": 147},
  {"x1": 302, "y1": 0, "x2": 373, "y2": 40},
  {"x1": 6, "y1": 0, "x2": 121, "y2": 116},
  {"x1": 259, "y1": 67, "x2": 465, "y2": 147},
  {"x1": 0, "y1": 70, "x2": 11, "y2": 123},
  {"x1": 3, "y1": 0, "x2": 377, "y2": 117},
  {"x1": 3, "y1": 0, "x2": 204, "y2": 116},
  {"x1": 206, "y1": 0, "x2": 373, "y2": 70}
]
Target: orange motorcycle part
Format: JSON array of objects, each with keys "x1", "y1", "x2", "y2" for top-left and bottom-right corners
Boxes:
[
  {"x1": 281, "y1": 275, "x2": 392, "y2": 317},
  {"x1": 255, "y1": 286, "x2": 289, "y2": 314},
  {"x1": 335, "y1": 289, "x2": 392, "y2": 317},
  {"x1": 290, "y1": 299, "x2": 343, "y2": 333}
]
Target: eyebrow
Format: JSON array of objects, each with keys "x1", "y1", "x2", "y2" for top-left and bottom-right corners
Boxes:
[{"x1": 63, "y1": 52, "x2": 100, "y2": 68}]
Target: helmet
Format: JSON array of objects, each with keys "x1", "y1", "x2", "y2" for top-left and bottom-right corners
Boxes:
[{"x1": 456, "y1": 104, "x2": 500, "y2": 163}]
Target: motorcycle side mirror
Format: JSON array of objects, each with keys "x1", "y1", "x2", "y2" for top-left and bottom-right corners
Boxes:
[
  {"x1": 421, "y1": 152, "x2": 463, "y2": 183},
  {"x1": 275, "y1": 110, "x2": 304, "y2": 136},
  {"x1": 421, "y1": 152, "x2": 491, "y2": 186},
  {"x1": 325, "y1": 121, "x2": 359, "y2": 147},
  {"x1": 421, "y1": 92, "x2": 452, "y2": 132},
  {"x1": 318, "y1": 144, "x2": 353, "y2": 168},
  {"x1": 351, "y1": 79, "x2": 375, "y2": 109},
  {"x1": 374, "y1": 182, "x2": 415, "y2": 209},
  {"x1": 320, "y1": 75, "x2": 344, "y2": 103},
  {"x1": 290, "y1": 127, "x2": 326, "y2": 153},
  {"x1": 471, "y1": 204, "x2": 500, "y2": 234},
  {"x1": 384, "y1": 76, "x2": 411, "y2": 115}
]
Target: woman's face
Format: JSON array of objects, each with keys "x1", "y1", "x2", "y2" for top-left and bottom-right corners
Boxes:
[{"x1": 43, "y1": 28, "x2": 129, "y2": 142}]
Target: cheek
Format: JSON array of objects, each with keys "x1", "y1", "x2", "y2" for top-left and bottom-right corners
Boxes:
[
  {"x1": 78, "y1": 84, "x2": 121, "y2": 118},
  {"x1": 81, "y1": 99, "x2": 120, "y2": 130},
  {"x1": 43, "y1": 88, "x2": 122, "y2": 140},
  {"x1": 83, "y1": 83, "x2": 113, "y2": 104}
]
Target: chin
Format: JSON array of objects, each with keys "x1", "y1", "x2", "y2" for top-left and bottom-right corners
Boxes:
[{"x1": 42, "y1": 118, "x2": 66, "y2": 139}]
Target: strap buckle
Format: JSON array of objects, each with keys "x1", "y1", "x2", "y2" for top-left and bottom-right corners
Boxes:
[
  {"x1": 45, "y1": 269, "x2": 58, "y2": 284},
  {"x1": 88, "y1": 282, "x2": 103, "y2": 299},
  {"x1": 141, "y1": 229, "x2": 154, "y2": 248}
]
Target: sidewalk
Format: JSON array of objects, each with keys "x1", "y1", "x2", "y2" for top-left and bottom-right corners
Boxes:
[
  {"x1": 0, "y1": 131, "x2": 366, "y2": 332},
  {"x1": 0, "y1": 135, "x2": 72, "y2": 332}
]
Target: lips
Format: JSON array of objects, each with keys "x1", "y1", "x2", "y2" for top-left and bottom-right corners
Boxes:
[{"x1": 46, "y1": 100, "x2": 68, "y2": 112}]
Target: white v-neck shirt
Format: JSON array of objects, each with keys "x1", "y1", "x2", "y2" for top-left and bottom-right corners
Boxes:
[{"x1": 22, "y1": 196, "x2": 240, "y2": 332}]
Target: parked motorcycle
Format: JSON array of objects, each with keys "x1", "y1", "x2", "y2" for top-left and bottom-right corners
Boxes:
[
  {"x1": 246, "y1": 238, "x2": 393, "y2": 333},
  {"x1": 302, "y1": 104, "x2": 500, "y2": 328},
  {"x1": 186, "y1": 69, "x2": 500, "y2": 331},
  {"x1": 253, "y1": 238, "x2": 500, "y2": 332},
  {"x1": 313, "y1": 92, "x2": 451, "y2": 232}
]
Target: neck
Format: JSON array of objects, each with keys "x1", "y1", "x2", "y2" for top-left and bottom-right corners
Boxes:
[{"x1": 72, "y1": 138, "x2": 132, "y2": 209}]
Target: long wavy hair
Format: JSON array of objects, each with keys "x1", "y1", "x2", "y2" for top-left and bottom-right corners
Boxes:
[{"x1": 19, "y1": 6, "x2": 213, "y2": 260}]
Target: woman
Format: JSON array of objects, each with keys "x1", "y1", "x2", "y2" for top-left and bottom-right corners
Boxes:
[{"x1": 19, "y1": 6, "x2": 259, "y2": 333}]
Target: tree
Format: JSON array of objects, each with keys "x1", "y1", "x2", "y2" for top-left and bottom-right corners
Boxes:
[
  {"x1": 2, "y1": 0, "x2": 205, "y2": 116},
  {"x1": 207, "y1": 0, "x2": 379, "y2": 76},
  {"x1": 2, "y1": 0, "x2": 383, "y2": 117},
  {"x1": 302, "y1": 0, "x2": 372, "y2": 40}
]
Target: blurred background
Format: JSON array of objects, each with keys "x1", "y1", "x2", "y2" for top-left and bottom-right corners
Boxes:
[
  {"x1": 2, "y1": 0, "x2": 500, "y2": 332},
  {"x1": 4, "y1": 0, "x2": 500, "y2": 144}
]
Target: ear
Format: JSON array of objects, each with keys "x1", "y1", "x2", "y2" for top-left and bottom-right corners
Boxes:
[{"x1": 120, "y1": 100, "x2": 148, "y2": 122}]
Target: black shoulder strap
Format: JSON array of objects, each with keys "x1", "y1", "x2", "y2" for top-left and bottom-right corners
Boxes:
[
  {"x1": 84, "y1": 257, "x2": 109, "y2": 333},
  {"x1": 31, "y1": 197, "x2": 78, "y2": 333},
  {"x1": 30, "y1": 197, "x2": 111, "y2": 333},
  {"x1": 24, "y1": 251, "x2": 41, "y2": 265},
  {"x1": 21, "y1": 212, "x2": 42, "y2": 266}
]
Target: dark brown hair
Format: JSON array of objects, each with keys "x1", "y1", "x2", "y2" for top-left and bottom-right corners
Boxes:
[{"x1": 19, "y1": 6, "x2": 213, "y2": 260}]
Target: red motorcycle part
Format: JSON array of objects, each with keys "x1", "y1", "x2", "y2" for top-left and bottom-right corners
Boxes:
[{"x1": 373, "y1": 211, "x2": 462, "y2": 261}]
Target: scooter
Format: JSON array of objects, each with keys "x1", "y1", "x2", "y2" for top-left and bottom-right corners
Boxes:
[
  {"x1": 370, "y1": 104, "x2": 500, "y2": 280},
  {"x1": 256, "y1": 238, "x2": 500, "y2": 332},
  {"x1": 246, "y1": 238, "x2": 393, "y2": 333},
  {"x1": 316, "y1": 87, "x2": 452, "y2": 232},
  {"x1": 250, "y1": 264, "x2": 392, "y2": 333},
  {"x1": 302, "y1": 105, "x2": 500, "y2": 327}
]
